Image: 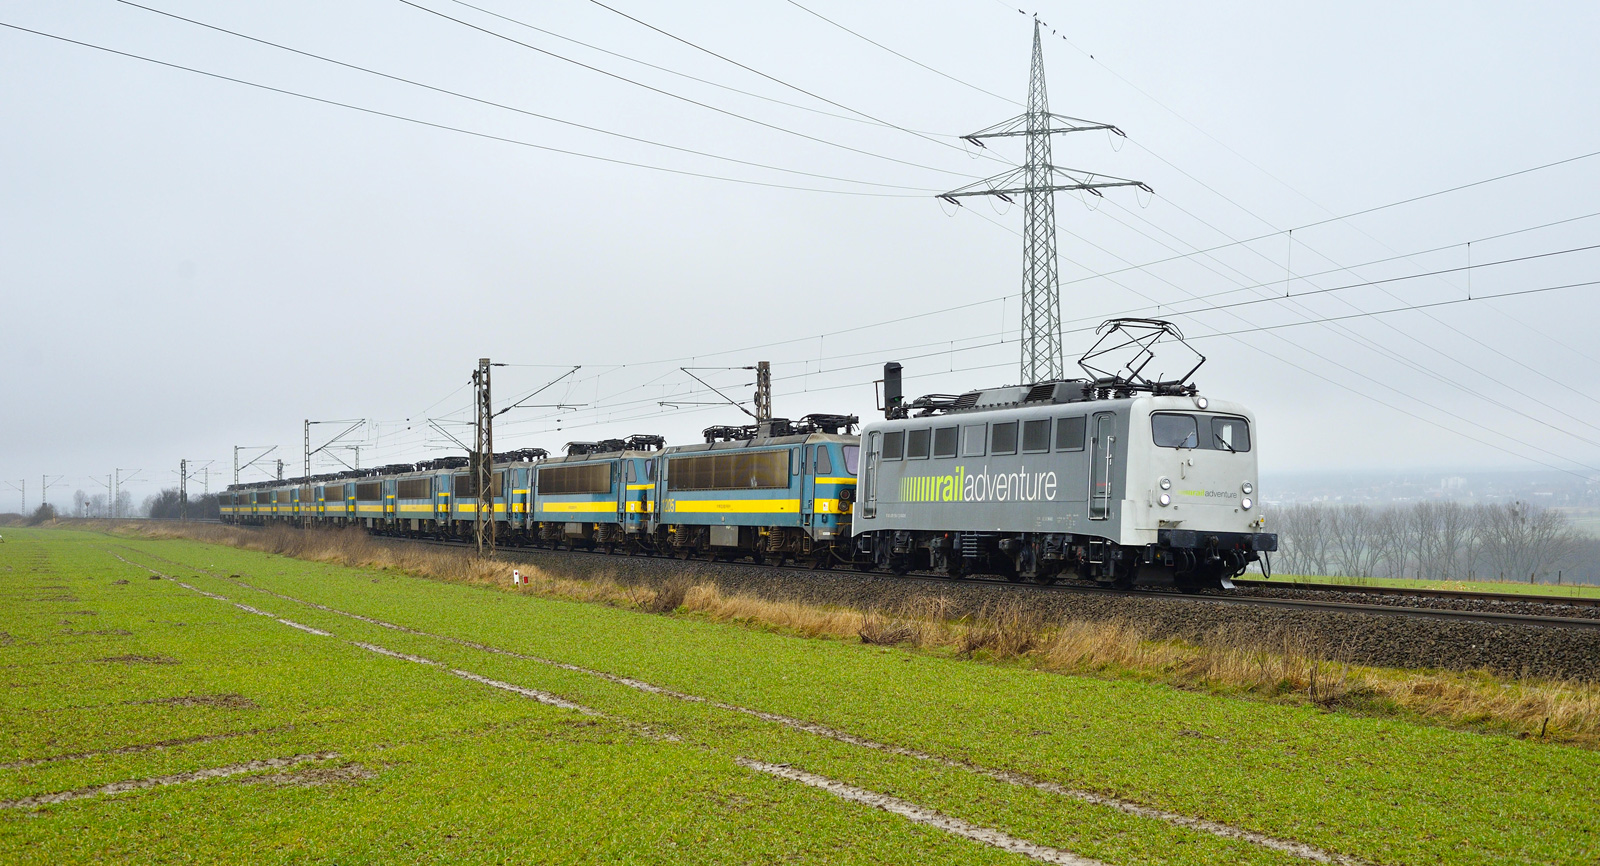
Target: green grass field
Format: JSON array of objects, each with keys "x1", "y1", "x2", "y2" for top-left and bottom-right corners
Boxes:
[
  {"x1": 1253, "y1": 571, "x2": 1600, "y2": 598},
  {"x1": 3, "y1": 528, "x2": 1597, "y2": 864}
]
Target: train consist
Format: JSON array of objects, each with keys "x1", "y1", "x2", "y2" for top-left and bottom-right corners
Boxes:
[{"x1": 222, "y1": 320, "x2": 1276, "y2": 589}]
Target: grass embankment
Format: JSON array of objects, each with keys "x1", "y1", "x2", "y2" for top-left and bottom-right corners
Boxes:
[
  {"x1": 3, "y1": 527, "x2": 1598, "y2": 864},
  {"x1": 1253, "y1": 571, "x2": 1600, "y2": 598},
  {"x1": 107, "y1": 522, "x2": 1600, "y2": 747}
]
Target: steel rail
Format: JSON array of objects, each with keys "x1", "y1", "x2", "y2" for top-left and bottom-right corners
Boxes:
[{"x1": 1234, "y1": 578, "x2": 1600, "y2": 608}]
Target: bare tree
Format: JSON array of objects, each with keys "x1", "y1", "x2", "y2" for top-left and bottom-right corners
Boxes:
[{"x1": 1478, "y1": 501, "x2": 1582, "y2": 583}]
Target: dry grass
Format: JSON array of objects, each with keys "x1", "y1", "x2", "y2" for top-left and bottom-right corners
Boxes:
[{"x1": 98, "y1": 521, "x2": 1600, "y2": 748}]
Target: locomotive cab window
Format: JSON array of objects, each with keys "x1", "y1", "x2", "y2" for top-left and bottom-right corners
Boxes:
[
  {"x1": 991, "y1": 421, "x2": 1018, "y2": 455},
  {"x1": 813, "y1": 445, "x2": 833, "y2": 475},
  {"x1": 841, "y1": 444, "x2": 860, "y2": 475},
  {"x1": 1152, "y1": 413, "x2": 1200, "y2": 449},
  {"x1": 932, "y1": 426, "x2": 958, "y2": 459},
  {"x1": 1022, "y1": 419, "x2": 1051, "y2": 453},
  {"x1": 883, "y1": 431, "x2": 905, "y2": 461},
  {"x1": 906, "y1": 428, "x2": 931, "y2": 460},
  {"x1": 1211, "y1": 416, "x2": 1252, "y2": 452}
]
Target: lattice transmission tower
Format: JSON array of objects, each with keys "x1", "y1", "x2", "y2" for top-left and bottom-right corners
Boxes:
[{"x1": 941, "y1": 20, "x2": 1150, "y2": 384}]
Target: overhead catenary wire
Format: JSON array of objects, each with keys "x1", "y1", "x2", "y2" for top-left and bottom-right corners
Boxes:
[
  {"x1": 1085, "y1": 192, "x2": 1600, "y2": 448},
  {"x1": 991, "y1": 4, "x2": 1600, "y2": 416},
  {"x1": 799, "y1": 0, "x2": 1600, "y2": 428},
  {"x1": 484, "y1": 261, "x2": 1600, "y2": 476},
  {"x1": 798, "y1": 4, "x2": 1600, "y2": 446},
  {"x1": 1052, "y1": 146, "x2": 1600, "y2": 289}
]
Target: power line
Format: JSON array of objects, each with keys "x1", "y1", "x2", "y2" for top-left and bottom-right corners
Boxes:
[
  {"x1": 443, "y1": 0, "x2": 966, "y2": 137},
  {"x1": 0, "y1": 20, "x2": 928, "y2": 198},
  {"x1": 115, "y1": 0, "x2": 939, "y2": 193},
  {"x1": 1056, "y1": 146, "x2": 1600, "y2": 289},
  {"x1": 1088, "y1": 192, "x2": 1600, "y2": 448},
  {"x1": 394, "y1": 0, "x2": 985, "y2": 179},
  {"x1": 578, "y1": 0, "x2": 1014, "y2": 167},
  {"x1": 781, "y1": 0, "x2": 1023, "y2": 108}
]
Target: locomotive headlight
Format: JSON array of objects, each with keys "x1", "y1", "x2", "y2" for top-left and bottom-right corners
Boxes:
[
  {"x1": 1241, "y1": 497, "x2": 1253, "y2": 510},
  {"x1": 1158, "y1": 493, "x2": 1171, "y2": 507},
  {"x1": 1194, "y1": 396, "x2": 1209, "y2": 409},
  {"x1": 1159, "y1": 477, "x2": 1171, "y2": 490},
  {"x1": 1241, "y1": 481, "x2": 1253, "y2": 495}
]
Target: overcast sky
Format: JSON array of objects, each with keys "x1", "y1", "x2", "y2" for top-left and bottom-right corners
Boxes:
[{"x1": 4, "y1": 0, "x2": 1599, "y2": 509}]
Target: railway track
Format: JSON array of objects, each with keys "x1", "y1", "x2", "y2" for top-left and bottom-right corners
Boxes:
[
  {"x1": 1234, "y1": 577, "x2": 1600, "y2": 608},
  {"x1": 398, "y1": 535, "x2": 1600, "y2": 632}
]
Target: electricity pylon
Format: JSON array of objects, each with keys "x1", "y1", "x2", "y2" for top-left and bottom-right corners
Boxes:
[{"x1": 940, "y1": 19, "x2": 1150, "y2": 384}]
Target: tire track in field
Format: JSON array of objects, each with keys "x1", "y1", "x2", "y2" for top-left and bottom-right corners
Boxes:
[
  {"x1": 125, "y1": 548, "x2": 1371, "y2": 866},
  {"x1": 109, "y1": 554, "x2": 600, "y2": 719},
  {"x1": 106, "y1": 551, "x2": 1118, "y2": 866},
  {"x1": 0, "y1": 728, "x2": 292, "y2": 770},
  {"x1": 0, "y1": 753, "x2": 337, "y2": 809},
  {"x1": 739, "y1": 759, "x2": 1109, "y2": 866}
]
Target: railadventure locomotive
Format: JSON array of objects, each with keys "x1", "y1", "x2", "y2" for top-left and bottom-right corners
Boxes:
[{"x1": 221, "y1": 320, "x2": 1276, "y2": 589}]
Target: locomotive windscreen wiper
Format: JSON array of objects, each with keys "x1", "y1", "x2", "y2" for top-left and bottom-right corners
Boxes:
[{"x1": 1214, "y1": 432, "x2": 1237, "y2": 453}]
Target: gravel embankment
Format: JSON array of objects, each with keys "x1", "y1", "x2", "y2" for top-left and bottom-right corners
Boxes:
[{"x1": 435, "y1": 543, "x2": 1600, "y2": 681}]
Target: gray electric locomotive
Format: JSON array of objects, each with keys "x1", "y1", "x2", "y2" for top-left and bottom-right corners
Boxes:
[{"x1": 851, "y1": 321, "x2": 1277, "y2": 590}]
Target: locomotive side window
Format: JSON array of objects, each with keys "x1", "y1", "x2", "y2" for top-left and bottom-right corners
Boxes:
[
  {"x1": 907, "y1": 428, "x2": 931, "y2": 460},
  {"x1": 1022, "y1": 419, "x2": 1051, "y2": 453},
  {"x1": 1211, "y1": 416, "x2": 1252, "y2": 452},
  {"x1": 814, "y1": 445, "x2": 833, "y2": 475},
  {"x1": 1152, "y1": 413, "x2": 1200, "y2": 449},
  {"x1": 932, "y1": 426, "x2": 958, "y2": 459},
  {"x1": 669, "y1": 451, "x2": 789, "y2": 490},
  {"x1": 1055, "y1": 416, "x2": 1086, "y2": 451},
  {"x1": 961, "y1": 424, "x2": 986, "y2": 457},
  {"x1": 539, "y1": 463, "x2": 611, "y2": 494},
  {"x1": 883, "y1": 431, "x2": 905, "y2": 461},
  {"x1": 991, "y1": 421, "x2": 1018, "y2": 455}
]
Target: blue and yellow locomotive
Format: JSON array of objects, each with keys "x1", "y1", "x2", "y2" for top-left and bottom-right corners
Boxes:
[{"x1": 220, "y1": 418, "x2": 860, "y2": 566}]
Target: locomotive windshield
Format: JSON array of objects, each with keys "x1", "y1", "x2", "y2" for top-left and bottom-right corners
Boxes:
[
  {"x1": 1151, "y1": 413, "x2": 1251, "y2": 452},
  {"x1": 841, "y1": 445, "x2": 859, "y2": 474},
  {"x1": 1152, "y1": 414, "x2": 1199, "y2": 448}
]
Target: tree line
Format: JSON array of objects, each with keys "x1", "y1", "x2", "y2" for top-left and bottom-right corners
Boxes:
[{"x1": 1266, "y1": 500, "x2": 1596, "y2": 585}]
